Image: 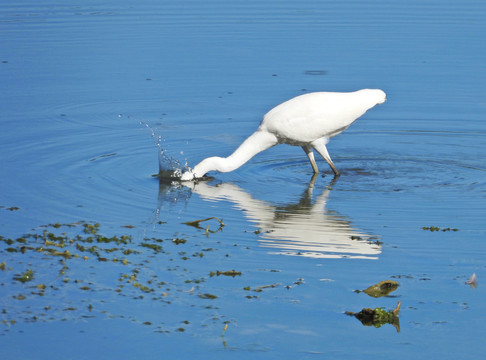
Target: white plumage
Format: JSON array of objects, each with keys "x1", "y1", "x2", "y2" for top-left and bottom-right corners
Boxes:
[{"x1": 181, "y1": 89, "x2": 386, "y2": 180}]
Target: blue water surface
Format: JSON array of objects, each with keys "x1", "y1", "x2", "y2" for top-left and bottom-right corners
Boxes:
[{"x1": 1, "y1": 0, "x2": 486, "y2": 359}]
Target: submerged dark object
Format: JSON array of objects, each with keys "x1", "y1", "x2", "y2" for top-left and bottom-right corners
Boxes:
[{"x1": 346, "y1": 301, "x2": 401, "y2": 333}]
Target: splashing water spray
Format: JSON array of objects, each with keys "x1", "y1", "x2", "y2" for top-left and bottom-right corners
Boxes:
[{"x1": 140, "y1": 122, "x2": 190, "y2": 181}]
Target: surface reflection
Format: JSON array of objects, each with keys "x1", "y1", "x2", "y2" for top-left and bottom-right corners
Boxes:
[{"x1": 176, "y1": 175, "x2": 381, "y2": 259}]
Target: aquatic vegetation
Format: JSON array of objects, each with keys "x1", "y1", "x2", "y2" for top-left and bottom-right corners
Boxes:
[
  {"x1": 199, "y1": 293, "x2": 218, "y2": 300},
  {"x1": 350, "y1": 282, "x2": 401, "y2": 331},
  {"x1": 83, "y1": 222, "x2": 100, "y2": 235},
  {"x1": 172, "y1": 238, "x2": 186, "y2": 245},
  {"x1": 140, "y1": 242, "x2": 163, "y2": 253},
  {"x1": 0, "y1": 223, "x2": 166, "y2": 327},
  {"x1": 13, "y1": 269, "x2": 34, "y2": 283},
  {"x1": 210, "y1": 270, "x2": 242, "y2": 277},
  {"x1": 0, "y1": 220, "x2": 267, "y2": 334},
  {"x1": 0, "y1": 219, "x2": 325, "y2": 336},
  {"x1": 355, "y1": 280, "x2": 400, "y2": 298},
  {"x1": 422, "y1": 226, "x2": 459, "y2": 232},
  {"x1": 245, "y1": 283, "x2": 282, "y2": 293},
  {"x1": 346, "y1": 301, "x2": 401, "y2": 333}
]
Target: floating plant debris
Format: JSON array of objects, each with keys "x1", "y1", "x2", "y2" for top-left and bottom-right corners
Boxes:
[
  {"x1": 140, "y1": 242, "x2": 163, "y2": 253},
  {"x1": 172, "y1": 238, "x2": 186, "y2": 245},
  {"x1": 355, "y1": 280, "x2": 399, "y2": 298},
  {"x1": 198, "y1": 293, "x2": 218, "y2": 300},
  {"x1": 0, "y1": 220, "x2": 291, "y2": 335},
  {"x1": 209, "y1": 270, "x2": 242, "y2": 277},
  {"x1": 346, "y1": 301, "x2": 401, "y2": 332},
  {"x1": 422, "y1": 226, "x2": 459, "y2": 232},
  {"x1": 244, "y1": 283, "x2": 281, "y2": 293},
  {"x1": 13, "y1": 269, "x2": 34, "y2": 283}
]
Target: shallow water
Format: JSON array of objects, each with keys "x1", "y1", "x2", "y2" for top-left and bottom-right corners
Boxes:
[{"x1": 1, "y1": 0, "x2": 486, "y2": 359}]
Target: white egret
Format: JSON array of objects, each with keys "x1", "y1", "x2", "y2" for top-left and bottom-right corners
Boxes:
[{"x1": 181, "y1": 89, "x2": 386, "y2": 180}]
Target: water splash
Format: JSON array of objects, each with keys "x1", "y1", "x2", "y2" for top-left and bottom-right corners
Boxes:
[{"x1": 140, "y1": 122, "x2": 190, "y2": 181}]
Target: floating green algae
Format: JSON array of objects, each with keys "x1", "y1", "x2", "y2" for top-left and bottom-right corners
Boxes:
[
  {"x1": 346, "y1": 301, "x2": 401, "y2": 332},
  {"x1": 0, "y1": 219, "x2": 289, "y2": 335},
  {"x1": 13, "y1": 269, "x2": 34, "y2": 283},
  {"x1": 209, "y1": 270, "x2": 242, "y2": 277},
  {"x1": 140, "y1": 242, "x2": 163, "y2": 253},
  {"x1": 0, "y1": 222, "x2": 171, "y2": 329}
]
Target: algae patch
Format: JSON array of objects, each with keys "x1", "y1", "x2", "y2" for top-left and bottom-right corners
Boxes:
[
  {"x1": 422, "y1": 226, "x2": 459, "y2": 232},
  {"x1": 0, "y1": 219, "x2": 293, "y2": 335},
  {"x1": 0, "y1": 220, "x2": 238, "y2": 334},
  {"x1": 13, "y1": 269, "x2": 34, "y2": 283},
  {"x1": 346, "y1": 301, "x2": 401, "y2": 332},
  {"x1": 210, "y1": 270, "x2": 242, "y2": 277}
]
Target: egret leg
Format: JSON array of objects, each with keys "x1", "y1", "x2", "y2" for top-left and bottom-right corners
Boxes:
[
  {"x1": 302, "y1": 145, "x2": 319, "y2": 174},
  {"x1": 311, "y1": 139, "x2": 340, "y2": 176}
]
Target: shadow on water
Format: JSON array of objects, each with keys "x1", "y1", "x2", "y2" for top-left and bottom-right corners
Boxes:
[{"x1": 157, "y1": 174, "x2": 381, "y2": 260}]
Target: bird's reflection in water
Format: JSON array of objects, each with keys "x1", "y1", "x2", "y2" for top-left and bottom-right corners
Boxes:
[{"x1": 158, "y1": 175, "x2": 381, "y2": 259}]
